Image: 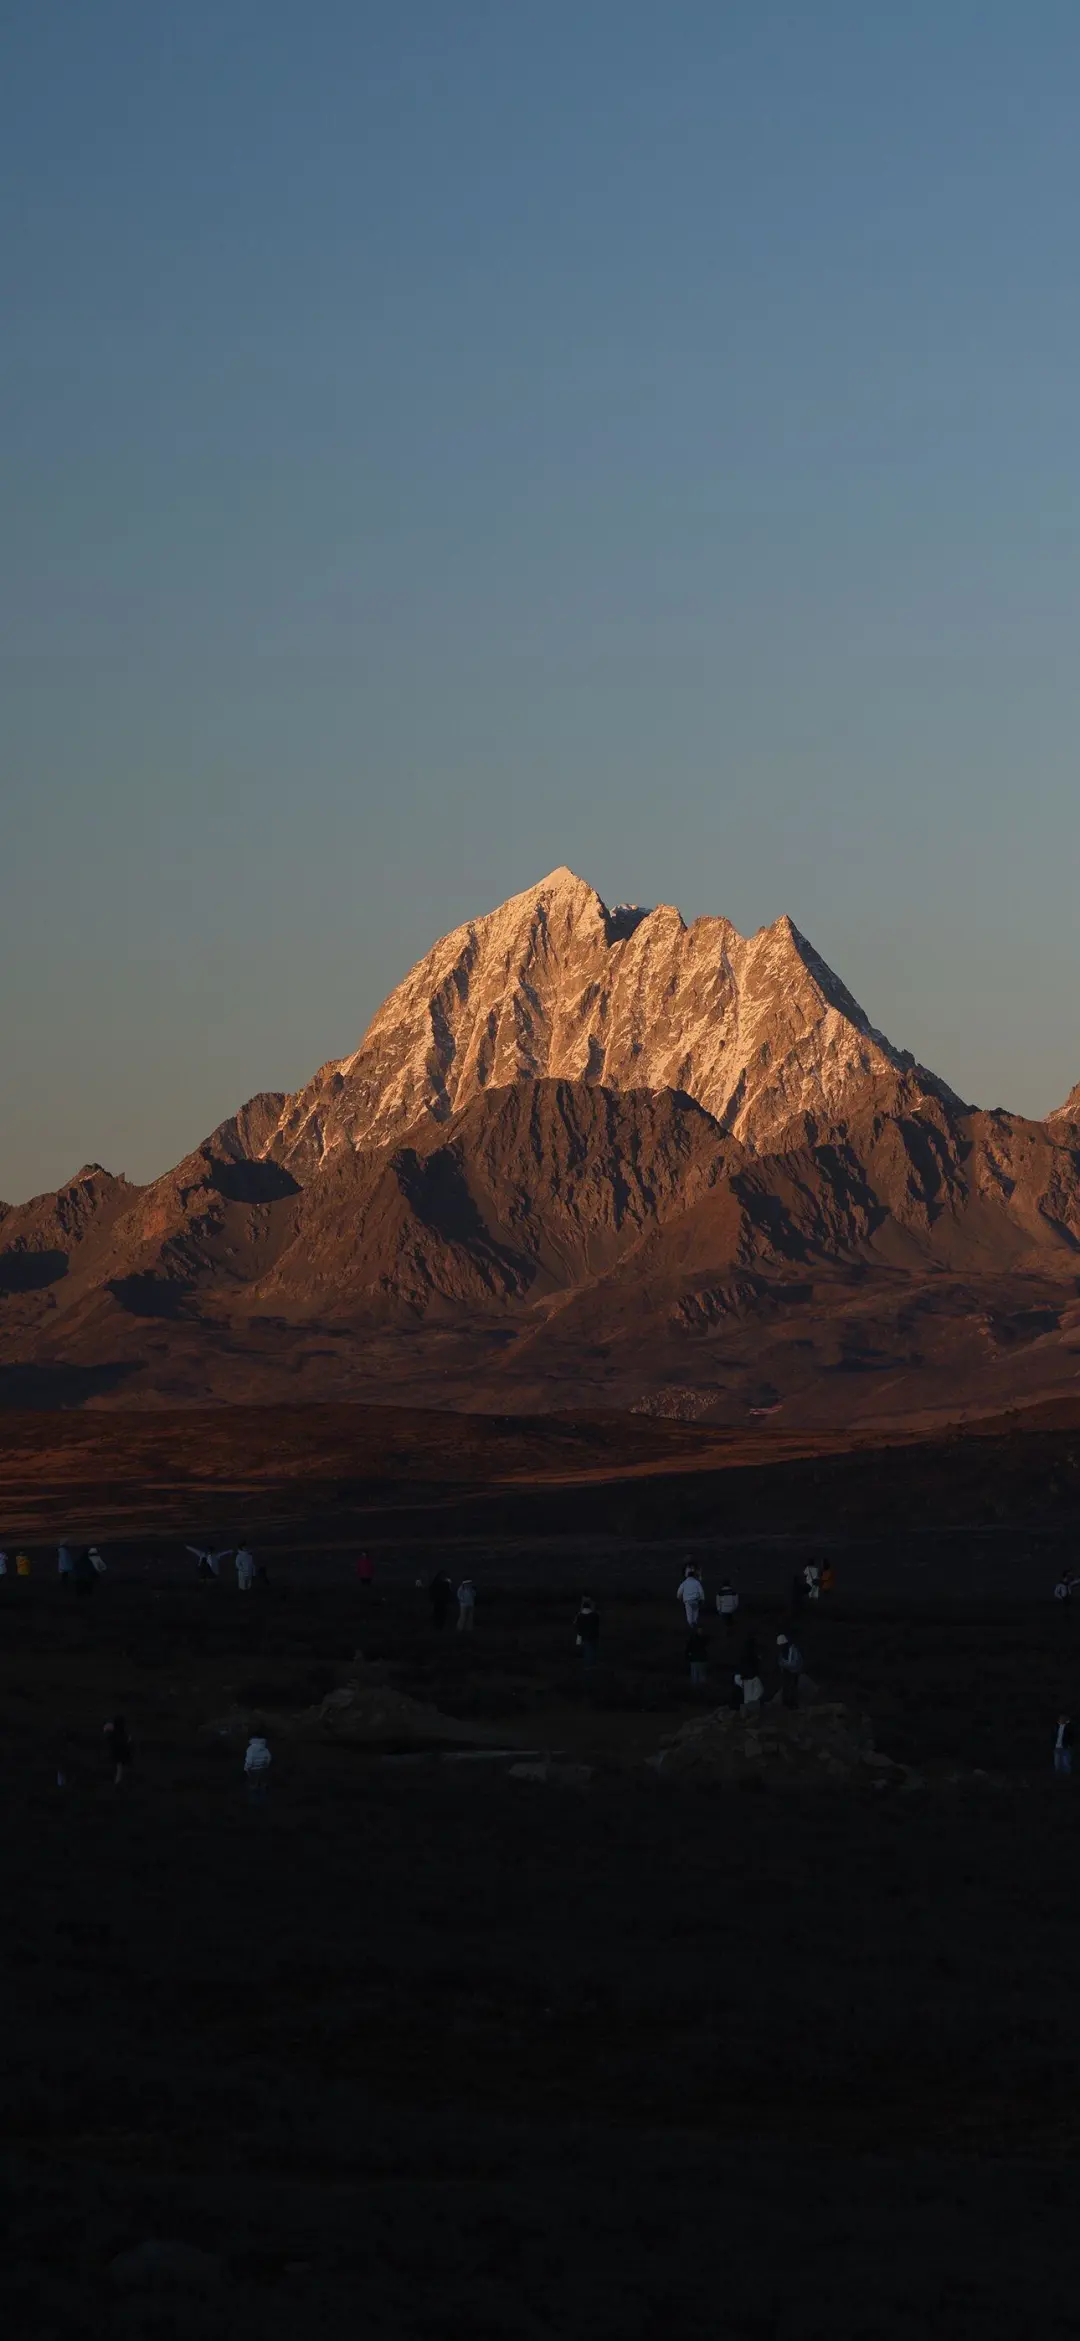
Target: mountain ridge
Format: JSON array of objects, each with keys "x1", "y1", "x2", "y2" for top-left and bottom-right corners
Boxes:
[{"x1": 3, "y1": 868, "x2": 1080, "y2": 1421}]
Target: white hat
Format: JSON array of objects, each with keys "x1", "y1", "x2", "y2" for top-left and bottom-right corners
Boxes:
[{"x1": 776, "y1": 1634, "x2": 788, "y2": 1646}]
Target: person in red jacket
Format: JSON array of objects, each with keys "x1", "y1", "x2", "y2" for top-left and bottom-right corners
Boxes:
[{"x1": 356, "y1": 1551, "x2": 374, "y2": 1588}]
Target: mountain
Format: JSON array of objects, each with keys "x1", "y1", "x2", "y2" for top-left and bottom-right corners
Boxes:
[
  {"x1": 255, "y1": 867, "x2": 961, "y2": 1176},
  {"x1": 4, "y1": 868, "x2": 1080, "y2": 1424}
]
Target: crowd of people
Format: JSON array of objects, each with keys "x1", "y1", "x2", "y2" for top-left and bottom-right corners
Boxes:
[
  {"x1": 0, "y1": 1542, "x2": 105, "y2": 1586},
  {"x1": 419, "y1": 1552, "x2": 1077, "y2": 1767},
  {"x1": 5, "y1": 1535, "x2": 1078, "y2": 1785},
  {"x1": 666, "y1": 1561, "x2": 819, "y2": 1706}
]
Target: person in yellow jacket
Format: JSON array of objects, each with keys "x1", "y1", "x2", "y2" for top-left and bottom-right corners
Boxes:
[{"x1": 15, "y1": 1552, "x2": 31, "y2": 1578}]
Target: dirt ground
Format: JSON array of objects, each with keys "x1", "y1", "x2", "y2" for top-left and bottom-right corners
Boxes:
[{"x1": 4, "y1": 1551, "x2": 1080, "y2": 2339}]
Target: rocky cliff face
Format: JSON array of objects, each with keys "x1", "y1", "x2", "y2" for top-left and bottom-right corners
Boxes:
[{"x1": 258, "y1": 868, "x2": 959, "y2": 1177}]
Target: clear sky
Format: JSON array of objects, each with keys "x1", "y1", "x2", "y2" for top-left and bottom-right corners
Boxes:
[{"x1": 4, "y1": 1, "x2": 1080, "y2": 1201}]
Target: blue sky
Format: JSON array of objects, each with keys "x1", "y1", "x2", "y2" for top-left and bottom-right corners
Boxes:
[{"x1": 4, "y1": 1, "x2": 1080, "y2": 1199}]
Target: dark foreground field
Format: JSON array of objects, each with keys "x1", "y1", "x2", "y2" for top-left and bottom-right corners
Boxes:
[{"x1": 4, "y1": 1557, "x2": 1080, "y2": 2340}]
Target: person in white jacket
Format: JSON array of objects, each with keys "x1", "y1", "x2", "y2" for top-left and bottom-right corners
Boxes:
[
  {"x1": 234, "y1": 1546, "x2": 255, "y2": 1591},
  {"x1": 187, "y1": 1546, "x2": 231, "y2": 1581},
  {"x1": 244, "y1": 1732, "x2": 272, "y2": 1802},
  {"x1": 677, "y1": 1567, "x2": 705, "y2": 1626}
]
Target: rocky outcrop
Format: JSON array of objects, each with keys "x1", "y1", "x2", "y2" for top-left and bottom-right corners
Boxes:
[{"x1": 653, "y1": 1701, "x2": 908, "y2": 1785}]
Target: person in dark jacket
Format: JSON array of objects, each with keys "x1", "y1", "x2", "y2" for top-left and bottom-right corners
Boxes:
[
  {"x1": 777, "y1": 1633, "x2": 804, "y2": 1709},
  {"x1": 686, "y1": 1622, "x2": 710, "y2": 1687},
  {"x1": 429, "y1": 1570, "x2": 455, "y2": 1630},
  {"x1": 575, "y1": 1597, "x2": 600, "y2": 1674},
  {"x1": 74, "y1": 1545, "x2": 96, "y2": 1598},
  {"x1": 104, "y1": 1716, "x2": 132, "y2": 1785},
  {"x1": 739, "y1": 1633, "x2": 761, "y2": 1680}
]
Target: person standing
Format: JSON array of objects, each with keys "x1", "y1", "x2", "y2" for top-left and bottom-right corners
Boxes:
[
  {"x1": 15, "y1": 1552, "x2": 30, "y2": 1579},
  {"x1": 804, "y1": 1562, "x2": 821, "y2": 1604},
  {"x1": 234, "y1": 1545, "x2": 255, "y2": 1592},
  {"x1": 686, "y1": 1621, "x2": 710, "y2": 1687},
  {"x1": 1055, "y1": 1715, "x2": 1074, "y2": 1775},
  {"x1": 89, "y1": 1546, "x2": 107, "y2": 1577},
  {"x1": 73, "y1": 1545, "x2": 96, "y2": 1599},
  {"x1": 58, "y1": 1543, "x2": 75, "y2": 1591},
  {"x1": 187, "y1": 1546, "x2": 230, "y2": 1582},
  {"x1": 356, "y1": 1551, "x2": 374, "y2": 1590},
  {"x1": 739, "y1": 1633, "x2": 761, "y2": 1681},
  {"x1": 777, "y1": 1634, "x2": 804, "y2": 1709},
  {"x1": 104, "y1": 1716, "x2": 133, "y2": 1786},
  {"x1": 735, "y1": 1669, "x2": 764, "y2": 1713},
  {"x1": 430, "y1": 1570, "x2": 455, "y2": 1630},
  {"x1": 819, "y1": 1559, "x2": 836, "y2": 1597},
  {"x1": 457, "y1": 1578, "x2": 477, "y2": 1634},
  {"x1": 677, "y1": 1566, "x2": 705, "y2": 1626},
  {"x1": 575, "y1": 1596, "x2": 600, "y2": 1675},
  {"x1": 0, "y1": 1551, "x2": 7, "y2": 1579},
  {"x1": 715, "y1": 1581, "x2": 739, "y2": 1637},
  {"x1": 244, "y1": 1728, "x2": 272, "y2": 1803}
]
